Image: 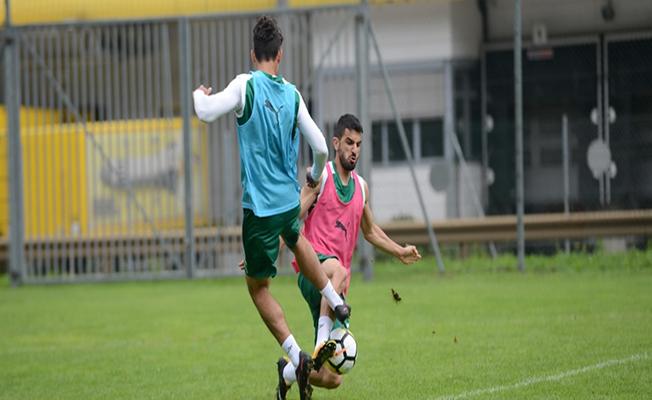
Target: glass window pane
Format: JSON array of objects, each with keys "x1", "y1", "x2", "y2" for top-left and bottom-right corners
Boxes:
[
  {"x1": 388, "y1": 121, "x2": 413, "y2": 162},
  {"x1": 420, "y1": 118, "x2": 443, "y2": 157},
  {"x1": 372, "y1": 121, "x2": 383, "y2": 163}
]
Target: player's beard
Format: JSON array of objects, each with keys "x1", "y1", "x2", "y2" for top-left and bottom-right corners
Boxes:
[{"x1": 340, "y1": 151, "x2": 357, "y2": 171}]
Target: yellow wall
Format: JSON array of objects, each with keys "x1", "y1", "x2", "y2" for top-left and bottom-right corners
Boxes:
[
  {"x1": 0, "y1": 0, "x2": 413, "y2": 25},
  {"x1": 21, "y1": 124, "x2": 88, "y2": 238},
  {"x1": 0, "y1": 108, "x2": 65, "y2": 237},
  {"x1": 1, "y1": 0, "x2": 274, "y2": 25},
  {"x1": 81, "y1": 119, "x2": 208, "y2": 236},
  {"x1": 0, "y1": 110, "x2": 209, "y2": 238}
]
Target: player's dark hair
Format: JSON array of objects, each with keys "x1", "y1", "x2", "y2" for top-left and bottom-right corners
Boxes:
[
  {"x1": 334, "y1": 114, "x2": 363, "y2": 138},
  {"x1": 253, "y1": 16, "x2": 283, "y2": 62}
]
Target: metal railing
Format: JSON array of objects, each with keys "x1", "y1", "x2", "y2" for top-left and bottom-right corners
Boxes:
[
  {"x1": 2, "y1": 209, "x2": 650, "y2": 282},
  {"x1": 382, "y1": 209, "x2": 652, "y2": 245}
]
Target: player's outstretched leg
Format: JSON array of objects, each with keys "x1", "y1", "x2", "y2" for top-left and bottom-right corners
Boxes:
[
  {"x1": 292, "y1": 235, "x2": 351, "y2": 324},
  {"x1": 296, "y1": 351, "x2": 314, "y2": 400}
]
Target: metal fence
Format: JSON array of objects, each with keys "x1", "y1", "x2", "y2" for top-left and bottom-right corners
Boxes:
[
  {"x1": 482, "y1": 32, "x2": 652, "y2": 216},
  {"x1": 4, "y1": 4, "x2": 651, "y2": 283},
  {"x1": 1, "y1": 5, "x2": 364, "y2": 283}
]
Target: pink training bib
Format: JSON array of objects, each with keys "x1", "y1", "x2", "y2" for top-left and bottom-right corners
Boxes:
[{"x1": 293, "y1": 163, "x2": 364, "y2": 294}]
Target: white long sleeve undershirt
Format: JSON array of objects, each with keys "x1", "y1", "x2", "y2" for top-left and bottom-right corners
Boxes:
[{"x1": 192, "y1": 73, "x2": 328, "y2": 181}]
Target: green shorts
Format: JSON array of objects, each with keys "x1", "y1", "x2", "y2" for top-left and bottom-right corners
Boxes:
[
  {"x1": 242, "y1": 205, "x2": 301, "y2": 279},
  {"x1": 297, "y1": 254, "x2": 340, "y2": 341}
]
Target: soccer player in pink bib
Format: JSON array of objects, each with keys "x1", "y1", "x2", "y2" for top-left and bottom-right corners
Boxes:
[{"x1": 276, "y1": 114, "x2": 422, "y2": 398}]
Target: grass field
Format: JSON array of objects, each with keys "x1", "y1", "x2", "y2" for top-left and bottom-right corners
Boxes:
[{"x1": 1, "y1": 251, "x2": 651, "y2": 399}]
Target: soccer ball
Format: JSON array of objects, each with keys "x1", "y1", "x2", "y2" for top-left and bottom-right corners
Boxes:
[{"x1": 326, "y1": 327, "x2": 357, "y2": 375}]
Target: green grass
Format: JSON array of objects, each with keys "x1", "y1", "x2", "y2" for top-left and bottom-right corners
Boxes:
[{"x1": 1, "y1": 251, "x2": 651, "y2": 400}]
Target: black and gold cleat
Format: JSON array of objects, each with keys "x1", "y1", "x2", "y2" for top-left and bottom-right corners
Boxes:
[
  {"x1": 312, "y1": 340, "x2": 337, "y2": 371},
  {"x1": 296, "y1": 351, "x2": 314, "y2": 400},
  {"x1": 276, "y1": 357, "x2": 291, "y2": 400}
]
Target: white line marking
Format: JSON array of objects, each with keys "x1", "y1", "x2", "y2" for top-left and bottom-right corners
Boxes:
[{"x1": 434, "y1": 352, "x2": 649, "y2": 400}]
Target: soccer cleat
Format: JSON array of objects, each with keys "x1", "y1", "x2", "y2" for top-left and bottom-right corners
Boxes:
[
  {"x1": 312, "y1": 339, "x2": 337, "y2": 371},
  {"x1": 334, "y1": 303, "x2": 351, "y2": 326},
  {"x1": 295, "y1": 351, "x2": 314, "y2": 400},
  {"x1": 276, "y1": 357, "x2": 291, "y2": 400}
]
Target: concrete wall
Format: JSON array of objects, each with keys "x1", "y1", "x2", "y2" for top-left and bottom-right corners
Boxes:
[
  {"x1": 370, "y1": 161, "x2": 484, "y2": 223},
  {"x1": 312, "y1": 0, "x2": 483, "y2": 66},
  {"x1": 487, "y1": 0, "x2": 652, "y2": 42},
  {"x1": 370, "y1": 0, "x2": 482, "y2": 62},
  {"x1": 319, "y1": 70, "x2": 446, "y2": 123}
]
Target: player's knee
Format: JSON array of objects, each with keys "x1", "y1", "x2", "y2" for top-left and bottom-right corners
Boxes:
[
  {"x1": 245, "y1": 276, "x2": 270, "y2": 298},
  {"x1": 332, "y1": 264, "x2": 345, "y2": 279},
  {"x1": 333, "y1": 267, "x2": 347, "y2": 292},
  {"x1": 324, "y1": 374, "x2": 342, "y2": 389}
]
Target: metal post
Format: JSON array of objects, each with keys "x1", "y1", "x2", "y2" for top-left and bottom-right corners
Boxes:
[
  {"x1": 369, "y1": 24, "x2": 445, "y2": 273},
  {"x1": 179, "y1": 18, "x2": 195, "y2": 278},
  {"x1": 603, "y1": 38, "x2": 611, "y2": 205},
  {"x1": 4, "y1": 0, "x2": 25, "y2": 285},
  {"x1": 596, "y1": 36, "x2": 605, "y2": 206},
  {"x1": 444, "y1": 61, "x2": 458, "y2": 219},
  {"x1": 514, "y1": 0, "x2": 525, "y2": 271},
  {"x1": 562, "y1": 114, "x2": 570, "y2": 254},
  {"x1": 356, "y1": 0, "x2": 373, "y2": 281},
  {"x1": 480, "y1": 46, "x2": 490, "y2": 208}
]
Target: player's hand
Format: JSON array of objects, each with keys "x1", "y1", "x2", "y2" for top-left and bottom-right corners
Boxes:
[
  {"x1": 398, "y1": 244, "x2": 421, "y2": 265},
  {"x1": 238, "y1": 259, "x2": 245, "y2": 271},
  {"x1": 305, "y1": 167, "x2": 321, "y2": 189},
  {"x1": 196, "y1": 84, "x2": 212, "y2": 96}
]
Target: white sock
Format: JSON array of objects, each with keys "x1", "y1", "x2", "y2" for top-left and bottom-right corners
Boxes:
[
  {"x1": 283, "y1": 362, "x2": 297, "y2": 384},
  {"x1": 315, "y1": 316, "x2": 333, "y2": 350},
  {"x1": 320, "y1": 280, "x2": 344, "y2": 310},
  {"x1": 281, "y1": 335, "x2": 301, "y2": 367}
]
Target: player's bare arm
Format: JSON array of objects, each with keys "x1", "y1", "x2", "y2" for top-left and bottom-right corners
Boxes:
[{"x1": 360, "y1": 181, "x2": 421, "y2": 265}]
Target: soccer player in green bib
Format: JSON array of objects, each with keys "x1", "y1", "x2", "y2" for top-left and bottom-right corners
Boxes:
[{"x1": 193, "y1": 16, "x2": 350, "y2": 400}]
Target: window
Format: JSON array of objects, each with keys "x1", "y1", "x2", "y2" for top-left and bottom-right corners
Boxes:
[
  {"x1": 420, "y1": 118, "x2": 444, "y2": 158},
  {"x1": 371, "y1": 118, "x2": 444, "y2": 165},
  {"x1": 387, "y1": 121, "x2": 413, "y2": 162},
  {"x1": 372, "y1": 121, "x2": 383, "y2": 163}
]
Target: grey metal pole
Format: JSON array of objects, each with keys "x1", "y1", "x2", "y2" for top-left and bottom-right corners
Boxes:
[
  {"x1": 596, "y1": 39, "x2": 605, "y2": 206},
  {"x1": 356, "y1": 0, "x2": 373, "y2": 281},
  {"x1": 179, "y1": 18, "x2": 195, "y2": 279},
  {"x1": 444, "y1": 61, "x2": 457, "y2": 219},
  {"x1": 480, "y1": 46, "x2": 489, "y2": 209},
  {"x1": 562, "y1": 114, "x2": 570, "y2": 254},
  {"x1": 368, "y1": 24, "x2": 445, "y2": 273},
  {"x1": 4, "y1": 0, "x2": 25, "y2": 285},
  {"x1": 514, "y1": 0, "x2": 525, "y2": 271},
  {"x1": 603, "y1": 39, "x2": 611, "y2": 205}
]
